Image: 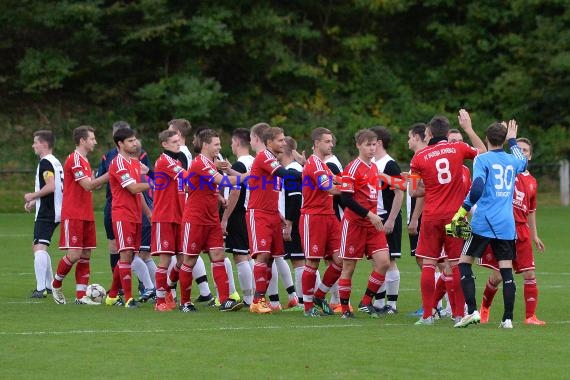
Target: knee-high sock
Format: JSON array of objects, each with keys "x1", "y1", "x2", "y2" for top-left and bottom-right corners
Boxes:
[
  {"x1": 294, "y1": 266, "x2": 304, "y2": 302},
  {"x1": 267, "y1": 261, "x2": 279, "y2": 302},
  {"x1": 385, "y1": 268, "x2": 400, "y2": 308},
  {"x1": 253, "y1": 261, "x2": 268, "y2": 301},
  {"x1": 481, "y1": 278, "x2": 499, "y2": 309},
  {"x1": 179, "y1": 263, "x2": 193, "y2": 305},
  {"x1": 329, "y1": 280, "x2": 340, "y2": 304},
  {"x1": 420, "y1": 264, "x2": 436, "y2": 319},
  {"x1": 132, "y1": 255, "x2": 153, "y2": 290},
  {"x1": 155, "y1": 265, "x2": 168, "y2": 303},
  {"x1": 524, "y1": 277, "x2": 538, "y2": 318},
  {"x1": 45, "y1": 251, "x2": 54, "y2": 290},
  {"x1": 314, "y1": 262, "x2": 342, "y2": 299},
  {"x1": 118, "y1": 261, "x2": 132, "y2": 301},
  {"x1": 338, "y1": 278, "x2": 352, "y2": 313},
  {"x1": 459, "y1": 263, "x2": 477, "y2": 315},
  {"x1": 236, "y1": 260, "x2": 253, "y2": 305},
  {"x1": 361, "y1": 271, "x2": 386, "y2": 306},
  {"x1": 75, "y1": 258, "x2": 90, "y2": 299},
  {"x1": 274, "y1": 257, "x2": 296, "y2": 299},
  {"x1": 500, "y1": 268, "x2": 516, "y2": 321},
  {"x1": 433, "y1": 272, "x2": 447, "y2": 310},
  {"x1": 108, "y1": 264, "x2": 121, "y2": 298},
  {"x1": 302, "y1": 265, "x2": 318, "y2": 311},
  {"x1": 452, "y1": 265, "x2": 465, "y2": 318},
  {"x1": 224, "y1": 257, "x2": 237, "y2": 294},
  {"x1": 193, "y1": 255, "x2": 211, "y2": 297},
  {"x1": 53, "y1": 255, "x2": 74, "y2": 288},
  {"x1": 443, "y1": 273, "x2": 458, "y2": 316},
  {"x1": 212, "y1": 260, "x2": 230, "y2": 303},
  {"x1": 33, "y1": 250, "x2": 48, "y2": 291},
  {"x1": 144, "y1": 258, "x2": 157, "y2": 287}
]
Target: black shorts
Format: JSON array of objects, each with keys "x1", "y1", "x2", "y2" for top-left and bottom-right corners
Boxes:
[
  {"x1": 104, "y1": 201, "x2": 114, "y2": 240},
  {"x1": 34, "y1": 219, "x2": 59, "y2": 246},
  {"x1": 408, "y1": 216, "x2": 421, "y2": 257},
  {"x1": 380, "y1": 213, "x2": 402, "y2": 259},
  {"x1": 140, "y1": 212, "x2": 151, "y2": 252},
  {"x1": 285, "y1": 224, "x2": 304, "y2": 261},
  {"x1": 461, "y1": 233, "x2": 516, "y2": 262},
  {"x1": 225, "y1": 211, "x2": 249, "y2": 255}
]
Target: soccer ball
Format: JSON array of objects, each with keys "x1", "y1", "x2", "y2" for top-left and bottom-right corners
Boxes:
[{"x1": 86, "y1": 284, "x2": 106, "y2": 304}]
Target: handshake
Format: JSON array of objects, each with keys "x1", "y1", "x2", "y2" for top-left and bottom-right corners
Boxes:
[{"x1": 445, "y1": 207, "x2": 472, "y2": 240}]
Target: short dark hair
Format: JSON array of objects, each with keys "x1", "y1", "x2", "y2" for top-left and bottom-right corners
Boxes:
[
  {"x1": 283, "y1": 136, "x2": 297, "y2": 155},
  {"x1": 231, "y1": 128, "x2": 250, "y2": 146},
  {"x1": 485, "y1": 122, "x2": 507, "y2": 147},
  {"x1": 262, "y1": 127, "x2": 284, "y2": 145},
  {"x1": 449, "y1": 128, "x2": 461, "y2": 134},
  {"x1": 168, "y1": 119, "x2": 192, "y2": 137},
  {"x1": 370, "y1": 126, "x2": 391, "y2": 150},
  {"x1": 310, "y1": 127, "x2": 333, "y2": 143},
  {"x1": 251, "y1": 122, "x2": 271, "y2": 140},
  {"x1": 113, "y1": 127, "x2": 136, "y2": 146},
  {"x1": 517, "y1": 137, "x2": 533, "y2": 154},
  {"x1": 409, "y1": 123, "x2": 426, "y2": 140},
  {"x1": 73, "y1": 126, "x2": 95, "y2": 145},
  {"x1": 198, "y1": 129, "x2": 219, "y2": 146},
  {"x1": 354, "y1": 129, "x2": 377, "y2": 145},
  {"x1": 428, "y1": 115, "x2": 450, "y2": 138},
  {"x1": 112, "y1": 121, "x2": 130, "y2": 135},
  {"x1": 159, "y1": 129, "x2": 178, "y2": 143},
  {"x1": 34, "y1": 130, "x2": 55, "y2": 149}
]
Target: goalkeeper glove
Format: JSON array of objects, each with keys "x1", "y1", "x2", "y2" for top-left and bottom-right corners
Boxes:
[{"x1": 445, "y1": 220, "x2": 472, "y2": 240}]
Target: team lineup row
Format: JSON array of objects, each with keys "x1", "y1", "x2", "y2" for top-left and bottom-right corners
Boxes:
[{"x1": 25, "y1": 111, "x2": 545, "y2": 326}]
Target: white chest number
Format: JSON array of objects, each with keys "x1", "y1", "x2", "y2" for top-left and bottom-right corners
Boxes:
[
  {"x1": 435, "y1": 158, "x2": 451, "y2": 184},
  {"x1": 492, "y1": 164, "x2": 515, "y2": 190}
]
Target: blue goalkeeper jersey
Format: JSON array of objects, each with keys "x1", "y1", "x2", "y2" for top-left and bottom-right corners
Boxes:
[{"x1": 464, "y1": 141, "x2": 527, "y2": 239}]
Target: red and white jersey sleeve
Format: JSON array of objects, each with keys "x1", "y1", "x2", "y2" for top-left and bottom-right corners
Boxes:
[
  {"x1": 513, "y1": 172, "x2": 537, "y2": 223},
  {"x1": 183, "y1": 154, "x2": 220, "y2": 225},
  {"x1": 301, "y1": 155, "x2": 334, "y2": 215},
  {"x1": 152, "y1": 153, "x2": 186, "y2": 223},
  {"x1": 462, "y1": 165, "x2": 472, "y2": 197},
  {"x1": 341, "y1": 158, "x2": 378, "y2": 222},
  {"x1": 247, "y1": 149, "x2": 282, "y2": 212},
  {"x1": 109, "y1": 154, "x2": 142, "y2": 223},
  {"x1": 61, "y1": 151, "x2": 94, "y2": 221},
  {"x1": 410, "y1": 141, "x2": 478, "y2": 221}
]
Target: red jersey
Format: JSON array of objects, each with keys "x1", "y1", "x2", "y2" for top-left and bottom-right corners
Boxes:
[
  {"x1": 183, "y1": 154, "x2": 220, "y2": 225},
  {"x1": 61, "y1": 150, "x2": 94, "y2": 221},
  {"x1": 153, "y1": 152, "x2": 186, "y2": 223},
  {"x1": 410, "y1": 141, "x2": 478, "y2": 221},
  {"x1": 247, "y1": 149, "x2": 282, "y2": 213},
  {"x1": 462, "y1": 165, "x2": 472, "y2": 197},
  {"x1": 341, "y1": 157, "x2": 378, "y2": 225},
  {"x1": 513, "y1": 172, "x2": 537, "y2": 224},
  {"x1": 301, "y1": 154, "x2": 334, "y2": 215},
  {"x1": 109, "y1": 153, "x2": 142, "y2": 223}
]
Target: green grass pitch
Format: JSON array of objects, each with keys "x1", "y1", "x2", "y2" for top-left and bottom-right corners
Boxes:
[{"x1": 1, "y1": 207, "x2": 569, "y2": 379}]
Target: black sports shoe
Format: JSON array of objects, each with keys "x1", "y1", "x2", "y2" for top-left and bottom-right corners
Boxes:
[
  {"x1": 179, "y1": 303, "x2": 197, "y2": 312},
  {"x1": 137, "y1": 288, "x2": 156, "y2": 303},
  {"x1": 314, "y1": 297, "x2": 334, "y2": 315},
  {"x1": 219, "y1": 299, "x2": 243, "y2": 312},
  {"x1": 30, "y1": 289, "x2": 47, "y2": 298},
  {"x1": 196, "y1": 293, "x2": 214, "y2": 303},
  {"x1": 358, "y1": 304, "x2": 380, "y2": 318},
  {"x1": 341, "y1": 311, "x2": 355, "y2": 319}
]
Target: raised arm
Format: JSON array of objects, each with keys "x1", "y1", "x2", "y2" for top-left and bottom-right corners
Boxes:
[{"x1": 458, "y1": 109, "x2": 487, "y2": 153}]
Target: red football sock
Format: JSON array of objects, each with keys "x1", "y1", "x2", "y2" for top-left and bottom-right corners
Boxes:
[
  {"x1": 481, "y1": 278, "x2": 499, "y2": 309},
  {"x1": 75, "y1": 258, "x2": 90, "y2": 299},
  {"x1": 53, "y1": 255, "x2": 74, "y2": 288},
  {"x1": 118, "y1": 262, "x2": 132, "y2": 301},
  {"x1": 155, "y1": 265, "x2": 169, "y2": 304},
  {"x1": 179, "y1": 263, "x2": 193, "y2": 305},
  {"x1": 314, "y1": 262, "x2": 342, "y2": 299},
  {"x1": 169, "y1": 264, "x2": 180, "y2": 285},
  {"x1": 108, "y1": 265, "x2": 121, "y2": 298},
  {"x1": 253, "y1": 261, "x2": 268, "y2": 302},
  {"x1": 338, "y1": 278, "x2": 352, "y2": 313},
  {"x1": 443, "y1": 272, "x2": 456, "y2": 315},
  {"x1": 524, "y1": 278, "x2": 538, "y2": 318},
  {"x1": 421, "y1": 264, "x2": 436, "y2": 319},
  {"x1": 212, "y1": 260, "x2": 229, "y2": 303},
  {"x1": 433, "y1": 273, "x2": 447, "y2": 307},
  {"x1": 361, "y1": 271, "x2": 386, "y2": 306},
  {"x1": 452, "y1": 265, "x2": 465, "y2": 318},
  {"x1": 302, "y1": 265, "x2": 318, "y2": 312}
]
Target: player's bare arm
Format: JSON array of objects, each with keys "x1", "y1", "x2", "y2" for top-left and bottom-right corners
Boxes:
[
  {"x1": 78, "y1": 171, "x2": 109, "y2": 191},
  {"x1": 458, "y1": 109, "x2": 487, "y2": 153},
  {"x1": 125, "y1": 181, "x2": 151, "y2": 195},
  {"x1": 24, "y1": 173, "x2": 55, "y2": 202},
  {"x1": 528, "y1": 211, "x2": 545, "y2": 253},
  {"x1": 408, "y1": 196, "x2": 424, "y2": 235},
  {"x1": 384, "y1": 187, "x2": 404, "y2": 234}
]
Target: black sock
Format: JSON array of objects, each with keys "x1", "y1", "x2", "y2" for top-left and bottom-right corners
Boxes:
[
  {"x1": 195, "y1": 275, "x2": 208, "y2": 285},
  {"x1": 500, "y1": 268, "x2": 516, "y2": 321},
  {"x1": 375, "y1": 290, "x2": 386, "y2": 300},
  {"x1": 387, "y1": 294, "x2": 398, "y2": 302},
  {"x1": 268, "y1": 294, "x2": 280, "y2": 302},
  {"x1": 459, "y1": 263, "x2": 477, "y2": 314},
  {"x1": 110, "y1": 253, "x2": 119, "y2": 271},
  {"x1": 286, "y1": 285, "x2": 295, "y2": 295}
]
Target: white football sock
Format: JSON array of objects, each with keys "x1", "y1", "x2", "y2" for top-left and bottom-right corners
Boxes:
[
  {"x1": 267, "y1": 261, "x2": 279, "y2": 298},
  {"x1": 144, "y1": 258, "x2": 157, "y2": 287},
  {"x1": 294, "y1": 266, "x2": 304, "y2": 301},
  {"x1": 34, "y1": 250, "x2": 48, "y2": 291},
  {"x1": 386, "y1": 268, "x2": 400, "y2": 309},
  {"x1": 45, "y1": 251, "x2": 54, "y2": 290},
  {"x1": 236, "y1": 261, "x2": 253, "y2": 305},
  {"x1": 274, "y1": 256, "x2": 296, "y2": 299},
  {"x1": 132, "y1": 255, "x2": 153, "y2": 289},
  {"x1": 193, "y1": 255, "x2": 211, "y2": 296},
  {"x1": 224, "y1": 257, "x2": 237, "y2": 294}
]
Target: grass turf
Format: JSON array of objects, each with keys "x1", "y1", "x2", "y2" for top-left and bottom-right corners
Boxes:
[{"x1": 0, "y1": 206, "x2": 569, "y2": 379}]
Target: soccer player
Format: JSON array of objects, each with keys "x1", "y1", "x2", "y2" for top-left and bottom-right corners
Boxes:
[
  {"x1": 366, "y1": 126, "x2": 404, "y2": 314},
  {"x1": 300, "y1": 127, "x2": 344, "y2": 317},
  {"x1": 167, "y1": 119, "x2": 215, "y2": 304},
  {"x1": 178, "y1": 129, "x2": 243, "y2": 312},
  {"x1": 24, "y1": 130, "x2": 63, "y2": 298},
  {"x1": 410, "y1": 110, "x2": 486, "y2": 325},
  {"x1": 338, "y1": 129, "x2": 390, "y2": 319},
  {"x1": 453, "y1": 120, "x2": 527, "y2": 328},
  {"x1": 52, "y1": 126, "x2": 109, "y2": 305},
  {"x1": 221, "y1": 128, "x2": 255, "y2": 306},
  {"x1": 478, "y1": 137, "x2": 546, "y2": 325},
  {"x1": 247, "y1": 124, "x2": 302, "y2": 314},
  {"x1": 104, "y1": 128, "x2": 152, "y2": 308},
  {"x1": 267, "y1": 136, "x2": 302, "y2": 311}
]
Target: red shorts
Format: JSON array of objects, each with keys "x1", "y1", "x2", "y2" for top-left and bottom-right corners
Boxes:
[
  {"x1": 339, "y1": 218, "x2": 388, "y2": 260},
  {"x1": 479, "y1": 224, "x2": 535, "y2": 274},
  {"x1": 246, "y1": 210, "x2": 284, "y2": 258},
  {"x1": 416, "y1": 219, "x2": 462, "y2": 261},
  {"x1": 151, "y1": 222, "x2": 181, "y2": 256},
  {"x1": 113, "y1": 220, "x2": 141, "y2": 253},
  {"x1": 59, "y1": 219, "x2": 96, "y2": 250},
  {"x1": 181, "y1": 222, "x2": 224, "y2": 256},
  {"x1": 300, "y1": 214, "x2": 341, "y2": 260}
]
